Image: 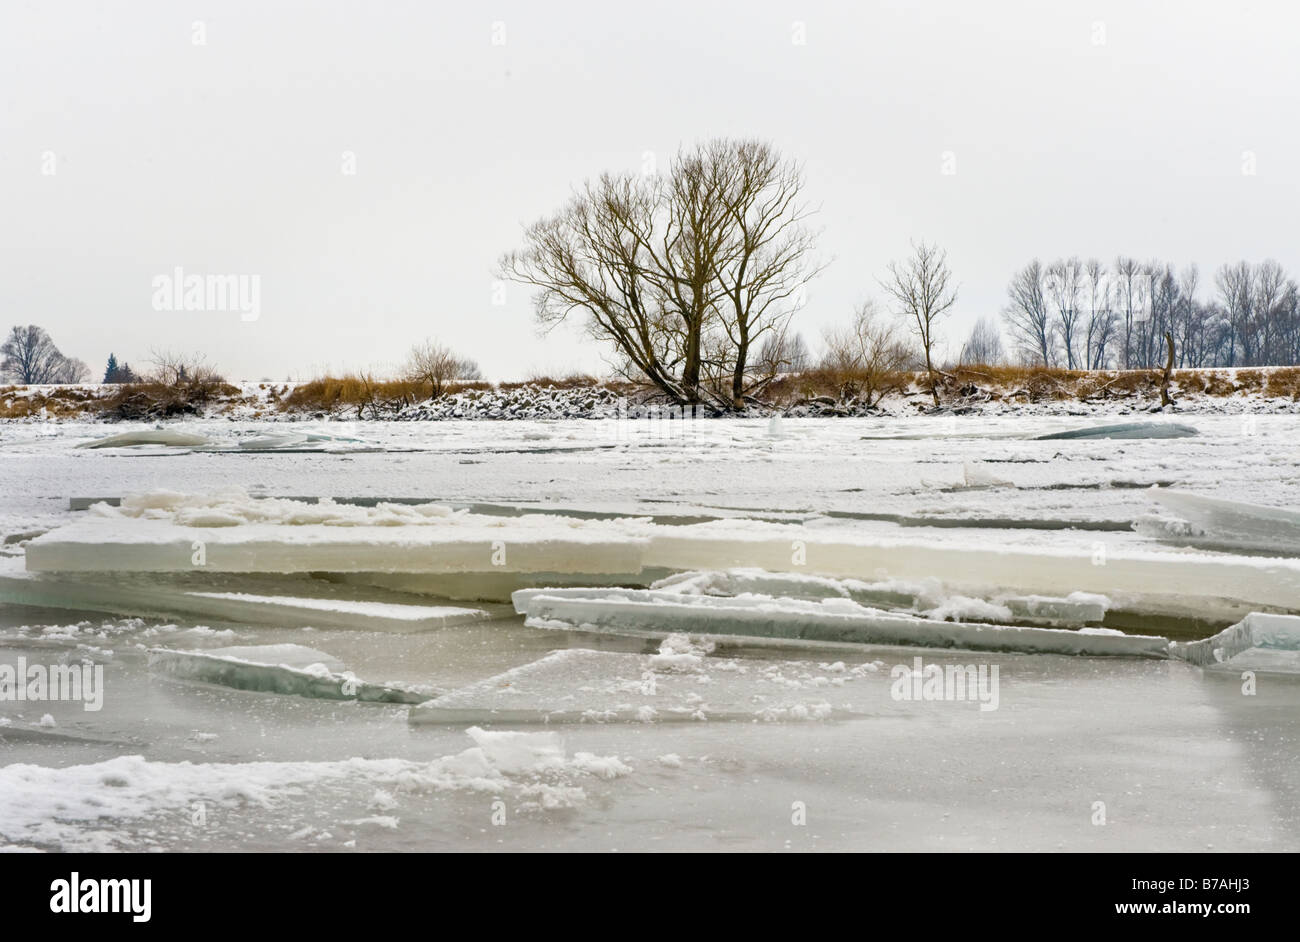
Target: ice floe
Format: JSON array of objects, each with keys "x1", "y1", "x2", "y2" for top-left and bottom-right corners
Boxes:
[
  {"x1": 0, "y1": 726, "x2": 631, "y2": 851},
  {"x1": 1033, "y1": 421, "x2": 1199, "y2": 440},
  {"x1": 77, "y1": 429, "x2": 210, "y2": 449},
  {"x1": 410, "y1": 642, "x2": 872, "y2": 724},
  {"x1": 1171, "y1": 612, "x2": 1300, "y2": 672},
  {"x1": 1144, "y1": 489, "x2": 1300, "y2": 555},
  {"x1": 147, "y1": 644, "x2": 434, "y2": 703},
  {"x1": 511, "y1": 588, "x2": 1168, "y2": 657}
]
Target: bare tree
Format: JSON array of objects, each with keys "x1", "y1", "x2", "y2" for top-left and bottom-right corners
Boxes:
[
  {"x1": 878, "y1": 241, "x2": 957, "y2": 406},
  {"x1": 1172, "y1": 264, "x2": 1200, "y2": 368},
  {"x1": 0, "y1": 325, "x2": 79, "y2": 384},
  {"x1": 708, "y1": 140, "x2": 823, "y2": 408},
  {"x1": 1002, "y1": 261, "x2": 1053, "y2": 366},
  {"x1": 52, "y1": 357, "x2": 90, "y2": 383},
  {"x1": 958, "y1": 316, "x2": 1005, "y2": 365},
  {"x1": 147, "y1": 349, "x2": 222, "y2": 387},
  {"x1": 1215, "y1": 262, "x2": 1253, "y2": 366},
  {"x1": 1083, "y1": 259, "x2": 1116, "y2": 369},
  {"x1": 1113, "y1": 256, "x2": 1143, "y2": 368},
  {"x1": 403, "y1": 339, "x2": 482, "y2": 399},
  {"x1": 821, "y1": 301, "x2": 914, "y2": 407},
  {"x1": 1252, "y1": 259, "x2": 1288, "y2": 365},
  {"x1": 501, "y1": 139, "x2": 821, "y2": 408},
  {"x1": 1045, "y1": 256, "x2": 1085, "y2": 369},
  {"x1": 754, "y1": 329, "x2": 810, "y2": 378}
]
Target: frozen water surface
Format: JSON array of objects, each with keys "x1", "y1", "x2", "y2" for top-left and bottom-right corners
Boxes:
[{"x1": 1, "y1": 415, "x2": 1299, "y2": 851}]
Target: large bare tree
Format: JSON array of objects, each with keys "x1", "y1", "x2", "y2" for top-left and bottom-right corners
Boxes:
[
  {"x1": 1, "y1": 325, "x2": 84, "y2": 384},
  {"x1": 708, "y1": 140, "x2": 822, "y2": 408},
  {"x1": 501, "y1": 139, "x2": 820, "y2": 408}
]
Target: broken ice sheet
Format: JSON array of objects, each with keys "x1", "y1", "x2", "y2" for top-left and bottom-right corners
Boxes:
[
  {"x1": 1172, "y1": 612, "x2": 1300, "y2": 673},
  {"x1": 0, "y1": 726, "x2": 631, "y2": 852},
  {"x1": 512, "y1": 588, "x2": 1167, "y2": 657},
  {"x1": 76, "y1": 429, "x2": 211, "y2": 449},
  {"x1": 410, "y1": 636, "x2": 883, "y2": 725},
  {"x1": 148, "y1": 644, "x2": 436, "y2": 704},
  {"x1": 1145, "y1": 489, "x2": 1300, "y2": 555},
  {"x1": 1032, "y1": 421, "x2": 1199, "y2": 440},
  {"x1": 26, "y1": 489, "x2": 648, "y2": 574}
]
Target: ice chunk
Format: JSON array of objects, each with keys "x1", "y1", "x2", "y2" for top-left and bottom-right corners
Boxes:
[
  {"x1": 513, "y1": 589, "x2": 1169, "y2": 657},
  {"x1": 1001, "y1": 592, "x2": 1110, "y2": 627},
  {"x1": 181, "y1": 592, "x2": 498, "y2": 630},
  {"x1": 26, "y1": 517, "x2": 646, "y2": 575},
  {"x1": 77, "y1": 429, "x2": 210, "y2": 449},
  {"x1": 961, "y1": 462, "x2": 1013, "y2": 489},
  {"x1": 147, "y1": 645, "x2": 433, "y2": 703},
  {"x1": 237, "y1": 433, "x2": 313, "y2": 450},
  {"x1": 0, "y1": 565, "x2": 504, "y2": 630},
  {"x1": 923, "y1": 595, "x2": 1015, "y2": 623},
  {"x1": 1148, "y1": 490, "x2": 1300, "y2": 555},
  {"x1": 1033, "y1": 421, "x2": 1198, "y2": 440},
  {"x1": 644, "y1": 525, "x2": 1300, "y2": 620},
  {"x1": 410, "y1": 647, "x2": 865, "y2": 724},
  {"x1": 231, "y1": 432, "x2": 372, "y2": 451},
  {"x1": 650, "y1": 568, "x2": 918, "y2": 608},
  {"x1": 0, "y1": 728, "x2": 629, "y2": 851},
  {"x1": 196, "y1": 643, "x2": 344, "y2": 670},
  {"x1": 1171, "y1": 612, "x2": 1300, "y2": 671},
  {"x1": 343, "y1": 569, "x2": 660, "y2": 603}
]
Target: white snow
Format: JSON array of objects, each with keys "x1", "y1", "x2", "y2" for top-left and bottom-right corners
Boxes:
[{"x1": 0, "y1": 727, "x2": 631, "y2": 852}]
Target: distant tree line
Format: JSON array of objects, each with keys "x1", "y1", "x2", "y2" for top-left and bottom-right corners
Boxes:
[{"x1": 1000, "y1": 257, "x2": 1300, "y2": 369}]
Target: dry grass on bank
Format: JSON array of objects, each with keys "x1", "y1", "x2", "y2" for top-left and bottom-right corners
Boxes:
[{"x1": 4, "y1": 365, "x2": 1300, "y2": 420}]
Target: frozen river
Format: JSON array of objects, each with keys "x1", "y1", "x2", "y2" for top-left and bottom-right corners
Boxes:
[{"x1": 1, "y1": 414, "x2": 1297, "y2": 851}]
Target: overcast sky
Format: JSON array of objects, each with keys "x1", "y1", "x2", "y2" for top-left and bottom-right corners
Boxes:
[{"x1": 3, "y1": 1, "x2": 1297, "y2": 381}]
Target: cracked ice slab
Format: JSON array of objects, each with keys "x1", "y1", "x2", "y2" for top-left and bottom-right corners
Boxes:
[
  {"x1": 1147, "y1": 489, "x2": 1300, "y2": 555},
  {"x1": 649, "y1": 569, "x2": 1109, "y2": 627},
  {"x1": 512, "y1": 589, "x2": 1169, "y2": 657},
  {"x1": 25, "y1": 490, "x2": 649, "y2": 574},
  {"x1": 25, "y1": 517, "x2": 646, "y2": 574},
  {"x1": 410, "y1": 644, "x2": 873, "y2": 725},
  {"x1": 643, "y1": 522, "x2": 1300, "y2": 619},
  {"x1": 147, "y1": 644, "x2": 435, "y2": 703},
  {"x1": 1171, "y1": 612, "x2": 1300, "y2": 671},
  {"x1": 0, "y1": 558, "x2": 507, "y2": 629}
]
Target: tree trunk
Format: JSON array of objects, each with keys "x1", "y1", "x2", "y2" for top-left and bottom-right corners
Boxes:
[
  {"x1": 731, "y1": 335, "x2": 749, "y2": 410},
  {"x1": 924, "y1": 345, "x2": 939, "y2": 407},
  {"x1": 1160, "y1": 331, "x2": 1175, "y2": 407}
]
